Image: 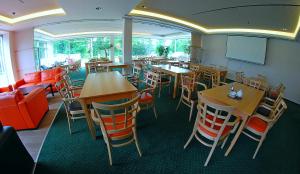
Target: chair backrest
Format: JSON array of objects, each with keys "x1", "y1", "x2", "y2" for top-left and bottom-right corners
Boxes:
[
  {"x1": 55, "y1": 79, "x2": 74, "y2": 116},
  {"x1": 249, "y1": 79, "x2": 261, "y2": 89},
  {"x1": 196, "y1": 93, "x2": 235, "y2": 139},
  {"x1": 132, "y1": 65, "x2": 142, "y2": 78},
  {"x1": 92, "y1": 95, "x2": 140, "y2": 143},
  {"x1": 181, "y1": 72, "x2": 196, "y2": 90},
  {"x1": 144, "y1": 71, "x2": 159, "y2": 89},
  {"x1": 88, "y1": 62, "x2": 97, "y2": 73},
  {"x1": 211, "y1": 71, "x2": 221, "y2": 87},
  {"x1": 269, "y1": 99, "x2": 287, "y2": 122},
  {"x1": 235, "y1": 72, "x2": 245, "y2": 83},
  {"x1": 96, "y1": 65, "x2": 109, "y2": 73}
]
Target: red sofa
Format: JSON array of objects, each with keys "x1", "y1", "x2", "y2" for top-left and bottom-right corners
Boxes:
[
  {"x1": 0, "y1": 85, "x2": 13, "y2": 93},
  {"x1": 14, "y1": 67, "x2": 63, "y2": 91},
  {"x1": 0, "y1": 88, "x2": 49, "y2": 130}
]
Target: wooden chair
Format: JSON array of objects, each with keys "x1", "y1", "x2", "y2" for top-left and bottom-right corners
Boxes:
[
  {"x1": 267, "y1": 83, "x2": 285, "y2": 100},
  {"x1": 211, "y1": 71, "x2": 227, "y2": 88},
  {"x1": 184, "y1": 93, "x2": 240, "y2": 166},
  {"x1": 87, "y1": 62, "x2": 97, "y2": 73},
  {"x1": 248, "y1": 79, "x2": 262, "y2": 89},
  {"x1": 235, "y1": 72, "x2": 245, "y2": 83},
  {"x1": 95, "y1": 64, "x2": 109, "y2": 73},
  {"x1": 61, "y1": 71, "x2": 85, "y2": 88},
  {"x1": 138, "y1": 71, "x2": 159, "y2": 118},
  {"x1": 127, "y1": 65, "x2": 142, "y2": 88},
  {"x1": 55, "y1": 79, "x2": 86, "y2": 134},
  {"x1": 176, "y1": 72, "x2": 207, "y2": 121},
  {"x1": 91, "y1": 95, "x2": 142, "y2": 165},
  {"x1": 242, "y1": 99, "x2": 287, "y2": 159},
  {"x1": 152, "y1": 67, "x2": 171, "y2": 98}
]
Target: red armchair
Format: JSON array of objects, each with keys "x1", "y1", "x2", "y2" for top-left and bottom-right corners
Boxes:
[
  {"x1": 0, "y1": 85, "x2": 13, "y2": 93},
  {"x1": 14, "y1": 67, "x2": 63, "y2": 91},
  {"x1": 0, "y1": 88, "x2": 49, "y2": 130}
]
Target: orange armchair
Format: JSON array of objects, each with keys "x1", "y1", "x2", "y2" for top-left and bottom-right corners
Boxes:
[
  {"x1": 0, "y1": 88, "x2": 49, "y2": 130},
  {"x1": 0, "y1": 85, "x2": 13, "y2": 93}
]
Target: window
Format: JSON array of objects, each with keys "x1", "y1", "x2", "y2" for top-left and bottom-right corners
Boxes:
[
  {"x1": 34, "y1": 40, "x2": 47, "y2": 70},
  {"x1": 132, "y1": 37, "x2": 162, "y2": 58},
  {"x1": 114, "y1": 36, "x2": 123, "y2": 62},
  {"x1": 0, "y1": 36, "x2": 10, "y2": 87}
]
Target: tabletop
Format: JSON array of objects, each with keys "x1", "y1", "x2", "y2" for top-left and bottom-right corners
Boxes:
[
  {"x1": 152, "y1": 65, "x2": 191, "y2": 74},
  {"x1": 201, "y1": 82, "x2": 265, "y2": 116},
  {"x1": 79, "y1": 71, "x2": 137, "y2": 99}
]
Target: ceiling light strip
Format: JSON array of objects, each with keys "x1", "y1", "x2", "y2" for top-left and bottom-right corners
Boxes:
[
  {"x1": 34, "y1": 29, "x2": 151, "y2": 38},
  {"x1": 0, "y1": 8, "x2": 65, "y2": 24},
  {"x1": 129, "y1": 9, "x2": 299, "y2": 39}
]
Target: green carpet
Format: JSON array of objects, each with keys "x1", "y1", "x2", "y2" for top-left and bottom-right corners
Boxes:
[{"x1": 35, "y1": 70, "x2": 300, "y2": 174}]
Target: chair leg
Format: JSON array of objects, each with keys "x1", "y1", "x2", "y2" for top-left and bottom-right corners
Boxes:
[
  {"x1": 176, "y1": 97, "x2": 182, "y2": 111},
  {"x1": 221, "y1": 136, "x2": 229, "y2": 149},
  {"x1": 189, "y1": 102, "x2": 194, "y2": 122},
  {"x1": 106, "y1": 143, "x2": 113, "y2": 165},
  {"x1": 133, "y1": 128, "x2": 142, "y2": 157},
  {"x1": 253, "y1": 135, "x2": 266, "y2": 159},
  {"x1": 67, "y1": 116, "x2": 72, "y2": 134},
  {"x1": 153, "y1": 105, "x2": 158, "y2": 119},
  {"x1": 184, "y1": 131, "x2": 196, "y2": 149},
  {"x1": 204, "y1": 139, "x2": 219, "y2": 166}
]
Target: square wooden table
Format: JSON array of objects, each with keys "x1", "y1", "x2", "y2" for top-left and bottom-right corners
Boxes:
[
  {"x1": 79, "y1": 71, "x2": 137, "y2": 139},
  {"x1": 201, "y1": 82, "x2": 265, "y2": 156},
  {"x1": 152, "y1": 65, "x2": 191, "y2": 99}
]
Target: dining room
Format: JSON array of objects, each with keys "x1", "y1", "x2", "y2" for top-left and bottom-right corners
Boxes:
[{"x1": 1, "y1": 0, "x2": 300, "y2": 174}]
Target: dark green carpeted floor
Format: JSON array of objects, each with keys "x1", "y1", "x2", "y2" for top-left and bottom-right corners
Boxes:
[{"x1": 35, "y1": 69, "x2": 300, "y2": 174}]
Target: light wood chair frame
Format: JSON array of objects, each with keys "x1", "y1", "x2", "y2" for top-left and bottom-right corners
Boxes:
[
  {"x1": 138, "y1": 71, "x2": 159, "y2": 118},
  {"x1": 152, "y1": 67, "x2": 172, "y2": 98},
  {"x1": 91, "y1": 95, "x2": 142, "y2": 165},
  {"x1": 248, "y1": 79, "x2": 262, "y2": 89},
  {"x1": 242, "y1": 99, "x2": 287, "y2": 159},
  {"x1": 176, "y1": 72, "x2": 207, "y2": 121},
  {"x1": 184, "y1": 93, "x2": 240, "y2": 166},
  {"x1": 55, "y1": 79, "x2": 86, "y2": 134}
]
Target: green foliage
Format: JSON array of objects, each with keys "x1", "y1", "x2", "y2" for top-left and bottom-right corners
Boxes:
[{"x1": 156, "y1": 45, "x2": 170, "y2": 57}]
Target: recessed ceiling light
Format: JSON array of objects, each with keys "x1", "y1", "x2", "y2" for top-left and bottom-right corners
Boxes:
[
  {"x1": 282, "y1": 28, "x2": 288, "y2": 31},
  {"x1": 96, "y1": 7, "x2": 103, "y2": 11}
]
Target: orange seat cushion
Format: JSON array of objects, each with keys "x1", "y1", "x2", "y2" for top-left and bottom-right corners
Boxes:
[
  {"x1": 246, "y1": 116, "x2": 267, "y2": 133},
  {"x1": 41, "y1": 69, "x2": 55, "y2": 81},
  {"x1": 139, "y1": 92, "x2": 153, "y2": 103},
  {"x1": 198, "y1": 114, "x2": 232, "y2": 138},
  {"x1": 102, "y1": 115, "x2": 133, "y2": 138},
  {"x1": 19, "y1": 83, "x2": 38, "y2": 88}
]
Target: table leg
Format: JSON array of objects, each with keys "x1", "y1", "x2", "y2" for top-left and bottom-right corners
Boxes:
[
  {"x1": 172, "y1": 74, "x2": 179, "y2": 99},
  {"x1": 225, "y1": 116, "x2": 248, "y2": 156},
  {"x1": 85, "y1": 63, "x2": 89, "y2": 77},
  {"x1": 79, "y1": 100, "x2": 96, "y2": 139},
  {"x1": 50, "y1": 84, "x2": 54, "y2": 96}
]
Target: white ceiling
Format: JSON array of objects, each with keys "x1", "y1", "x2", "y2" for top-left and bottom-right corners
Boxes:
[
  {"x1": 137, "y1": 0, "x2": 300, "y2": 33},
  {"x1": 1, "y1": 0, "x2": 300, "y2": 39}
]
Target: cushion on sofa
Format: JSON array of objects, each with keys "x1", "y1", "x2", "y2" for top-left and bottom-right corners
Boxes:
[
  {"x1": 41, "y1": 69, "x2": 55, "y2": 81},
  {"x1": 18, "y1": 83, "x2": 38, "y2": 88},
  {"x1": 24, "y1": 72, "x2": 41, "y2": 83}
]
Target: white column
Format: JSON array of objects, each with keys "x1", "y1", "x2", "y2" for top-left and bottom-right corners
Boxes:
[
  {"x1": 190, "y1": 32, "x2": 202, "y2": 63},
  {"x1": 122, "y1": 17, "x2": 132, "y2": 65},
  {"x1": 110, "y1": 35, "x2": 114, "y2": 62}
]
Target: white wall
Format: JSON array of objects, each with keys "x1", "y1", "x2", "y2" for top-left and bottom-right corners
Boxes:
[
  {"x1": 14, "y1": 28, "x2": 35, "y2": 79},
  {"x1": 201, "y1": 35, "x2": 300, "y2": 104}
]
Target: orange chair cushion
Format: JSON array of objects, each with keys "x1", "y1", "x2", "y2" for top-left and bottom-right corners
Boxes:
[
  {"x1": 198, "y1": 114, "x2": 232, "y2": 138},
  {"x1": 0, "y1": 85, "x2": 13, "y2": 93},
  {"x1": 246, "y1": 116, "x2": 267, "y2": 133},
  {"x1": 24, "y1": 72, "x2": 41, "y2": 83},
  {"x1": 139, "y1": 92, "x2": 153, "y2": 103},
  {"x1": 102, "y1": 115, "x2": 133, "y2": 138}
]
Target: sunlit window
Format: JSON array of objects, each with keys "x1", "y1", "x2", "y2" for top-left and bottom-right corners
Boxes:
[{"x1": 0, "y1": 36, "x2": 10, "y2": 87}]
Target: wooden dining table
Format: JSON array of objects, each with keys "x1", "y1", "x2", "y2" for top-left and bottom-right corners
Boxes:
[
  {"x1": 79, "y1": 71, "x2": 138, "y2": 139},
  {"x1": 85, "y1": 62, "x2": 129, "y2": 76},
  {"x1": 152, "y1": 64, "x2": 191, "y2": 99},
  {"x1": 200, "y1": 82, "x2": 265, "y2": 156}
]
